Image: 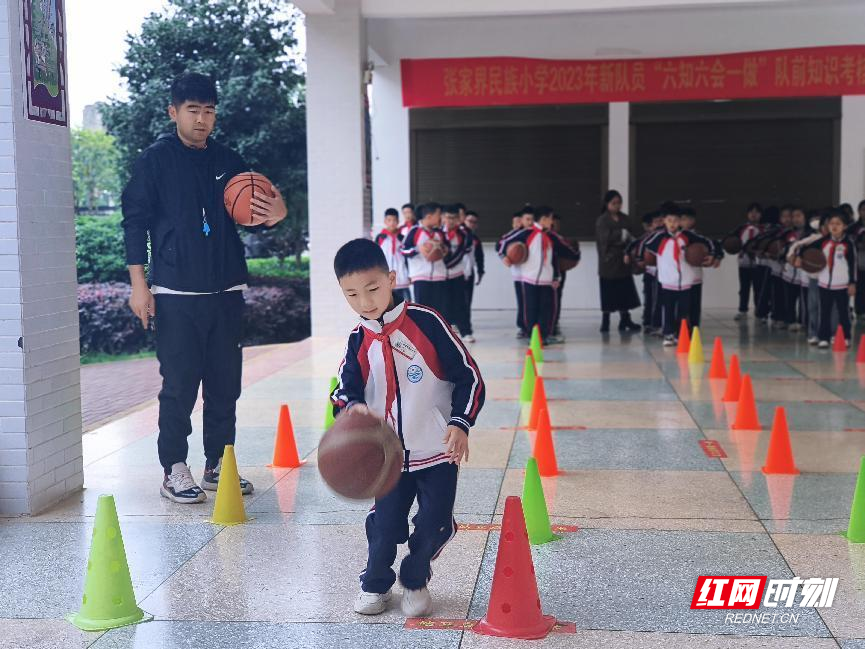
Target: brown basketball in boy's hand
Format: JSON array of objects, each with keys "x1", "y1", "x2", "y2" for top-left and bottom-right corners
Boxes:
[
  {"x1": 643, "y1": 249, "x2": 657, "y2": 266},
  {"x1": 722, "y1": 235, "x2": 742, "y2": 255},
  {"x1": 421, "y1": 240, "x2": 445, "y2": 262},
  {"x1": 223, "y1": 172, "x2": 276, "y2": 226},
  {"x1": 505, "y1": 241, "x2": 528, "y2": 265},
  {"x1": 318, "y1": 409, "x2": 403, "y2": 500},
  {"x1": 685, "y1": 242, "x2": 709, "y2": 267},
  {"x1": 800, "y1": 247, "x2": 827, "y2": 273}
]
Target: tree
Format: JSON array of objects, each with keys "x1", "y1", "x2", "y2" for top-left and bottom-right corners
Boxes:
[
  {"x1": 71, "y1": 128, "x2": 121, "y2": 212},
  {"x1": 101, "y1": 0, "x2": 307, "y2": 231}
]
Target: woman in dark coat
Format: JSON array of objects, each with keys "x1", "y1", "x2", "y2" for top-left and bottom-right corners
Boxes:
[{"x1": 595, "y1": 189, "x2": 641, "y2": 333}]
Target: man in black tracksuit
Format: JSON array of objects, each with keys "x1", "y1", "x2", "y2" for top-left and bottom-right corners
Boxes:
[{"x1": 122, "y1": 73, "x2": 287, "y2": 503}]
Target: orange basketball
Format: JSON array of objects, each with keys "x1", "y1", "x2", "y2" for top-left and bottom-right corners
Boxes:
[
  {"x1": 505, "y1": 241, "x2": 528, "y2": 265},
  {"x1": 223, "y1": 172, "x2": 276, "y2": 226},
  {"x1": 317, "y1": 410, "x2": 403, "y2": 500},
  {"x1": 421, "y1": 240, "x2": 445, "y2": 262},
  {"x1": 643, "y1": 249, "x2": 657, "y2": 266}
]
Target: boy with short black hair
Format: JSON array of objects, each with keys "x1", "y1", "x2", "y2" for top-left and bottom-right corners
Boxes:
[
  {"x1": 442, "y1": 205, "x2": 470, "y2": 337},
  {"x1": 501, "y1": 205, "x2": 579, "y2": 344},
  {"x1": 331, "y1": 238, "x2": 485, "y2": 618},
  {"x1": 461, "y1": 210, "x2": 484, "y2": 342},
  {"x1": 400, "y1": 203, "x2": 416, "y2": 236},
  {"x1": 376, "y1": 208, "x2": 411, "y2": 303},
  {"x1": 643, "y1": 203, "x2": 715, "y2": 346},
  {"x1": 801, "y1": 209, "x2": 856, "y2": 348},
  {"x1": 402, "y1": 203, "x2": 449, "y2": 314},
  {"x1": 122, "y1": 72, "x2": 288, "y2": 503},
  {"x1": 497, "y1": 209, "x2": 530, "y2": 338},
  {"x1": 630, "y1": 211, "x2": 663, "y2": 333}
]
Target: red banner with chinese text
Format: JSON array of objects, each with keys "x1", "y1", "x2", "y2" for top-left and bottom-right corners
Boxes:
[{"x1": 400, "y1": 46, "x2": 865, "y2": 108}]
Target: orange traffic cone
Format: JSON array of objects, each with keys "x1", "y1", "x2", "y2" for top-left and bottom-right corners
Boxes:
[
  {"x1": 269, "y1": 405, "x2": 304, "y2": 468},
  {"x1": 532, "y1": 408, "x2": 559, "y2": 477},
  {"x1": 762, "y1": 406, "x2": 799, "y2": 475},
  {"x1": 722, "y1": 354, "x2": 742, "y2": 403},
  {"x1": 472, "y1": 496, "x2": 557, "y2": 639},
  {"x1": 731, "y1": 374, "x2": 761, "y2": 430},
  {"x1": 833, "y1": 324, "x2": 848, "y2": 352},
  {"x1": 857, "y1": 334, "x2": 865, "y2": 364},
  {"x1": 708, "y1": 337, "x2": 727, "y2": 380},
  {"x1": 527, "y1": 376, "x2": 547, "y2": 431},
  {"x1": 676, "y1": 319, "x2": 691, "y2": 354}
]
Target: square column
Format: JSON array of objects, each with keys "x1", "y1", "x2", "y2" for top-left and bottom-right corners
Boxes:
[{"x1": 0, "y1": 0, "x2": 82, "y2": 514}]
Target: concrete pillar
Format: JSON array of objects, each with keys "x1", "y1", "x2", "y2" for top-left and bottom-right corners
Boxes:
[
  {"x1": 607, "y1": 102, "x2": 630, "y2": 210},
  {"x1": 305, "y1": 0, "x2": 368, "y2": 337},
  {"x1": 840, "y1": 96, "x2": 865, "y2": 206},
  {"x1": 0, "y1": 0, "x2": 82, "y2": 514},
  {"x1": 370, "y1": 63, "x2": 410, "y2": 232}
]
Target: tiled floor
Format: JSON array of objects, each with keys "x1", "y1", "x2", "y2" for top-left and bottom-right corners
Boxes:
[{"x1": 4, "y1": 308, "x2": 865, "y2": 647}]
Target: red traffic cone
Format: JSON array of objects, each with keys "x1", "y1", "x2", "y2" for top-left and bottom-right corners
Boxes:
[
  {"x1": 833, "y1": 324, "x2": 848, "y2": 352},
  {"x1": 472, "y1": 496, "x2": 557, "y2": 640},
  {"x1": 722, "y1": 354, "x2": 742, "y2": 403},
  {"x1": 762, "y1": 407, "x2": 799, "y2": 475},
  {"x1": 533, "y1": 408, "x2": 559, "y2": 477},
  {"x1": 731, "y1": 374, "x2": 761, "y2": 430},
  {"x1": 676, "y1": 319, "x2": 691, "y2": 354},
  {"x1": 269, "y1": 405, "x2": 304, "y2": 468},
  {"x1": 708, "y1": 337, "x2": 727, "y2": 380},
  {"x1": 857, "y1": 334, "x2": 865, "y2": 364},
  {"x1": 527, "y1": 376, "x2": 547, "y2": 431}
]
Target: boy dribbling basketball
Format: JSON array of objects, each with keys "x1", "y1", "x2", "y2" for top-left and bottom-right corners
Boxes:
[{"x1": 330, "y1": 238, "x2": 485, "y2": 618}]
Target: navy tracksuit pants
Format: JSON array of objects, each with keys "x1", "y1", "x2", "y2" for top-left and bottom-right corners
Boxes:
[{"x1": 361, "y1": 461, "x2": 458, "y2": 593}]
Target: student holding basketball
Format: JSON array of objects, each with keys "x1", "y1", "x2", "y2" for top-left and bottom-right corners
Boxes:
[
  {"x1": 643, "y1": 203, "x2": 716, "y2": 346},
  {"x1": 401, "y1": 203, "x2": 449, "y2": 314},
  {"x1": 122, "y1": 73, "x2": 287, "y2": 503},
  {"x1": 799, "y1": 208, "x2": 856, "y2": 348},
  {"x1": 330, "y1": 238, "x2": 485, "y2": 618}
]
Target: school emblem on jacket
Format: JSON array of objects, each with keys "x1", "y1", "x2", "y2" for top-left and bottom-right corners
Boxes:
[{"x1": 407, "y1": 364, "x2": 424, "y2": 383}]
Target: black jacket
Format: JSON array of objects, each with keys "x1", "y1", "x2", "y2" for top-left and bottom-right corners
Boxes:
[{"x1": 121, "y1": 133, "x2": 251, "y2": 292}]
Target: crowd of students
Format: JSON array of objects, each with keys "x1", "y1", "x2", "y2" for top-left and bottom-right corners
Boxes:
[
  {"x1": 375, "y1": 194, "x2": 865, "y2": 351},
  {"x1": 375, "y1": 202, "x2": 484, "y2": 343},
  {"x1": 628, "y1": 199, "x2": 865, "y2": 349}
]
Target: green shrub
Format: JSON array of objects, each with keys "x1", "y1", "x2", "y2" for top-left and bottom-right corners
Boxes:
[
  {"x1": 76, "y1": 214, "x2": 129, "y2": 283},
  {"x1": 246, "y1": 256, "x2": 309, "y2": 280}
]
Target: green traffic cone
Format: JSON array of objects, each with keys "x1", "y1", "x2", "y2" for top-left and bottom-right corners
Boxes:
[
  {"x1": 519, "y1": 350, "x2": 536, "y2": 403},
  {"x1": 67, "y1": 495, "x2": 152, "y2": 631},
  {"x1": 846, "y1": 456, "x2": 865, "y2": 542},
  {"x1": 529, "y1": 325, "x2": 544, "y2": 364},
  {"x1": 522, "y1": 457, "x2": 559, "y2": 545},
  {"x1": 325, "y1": 376, "x2": 338, "y2": 430}
]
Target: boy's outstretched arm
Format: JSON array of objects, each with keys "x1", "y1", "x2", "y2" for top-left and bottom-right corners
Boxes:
[{"x1": 331, "y1": 327, "x2": 368, "y2": 416}]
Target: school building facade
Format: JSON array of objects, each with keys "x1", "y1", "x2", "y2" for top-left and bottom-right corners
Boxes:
[{"x1": 299, "y1": 0, "x2": 865, "y2": 337}]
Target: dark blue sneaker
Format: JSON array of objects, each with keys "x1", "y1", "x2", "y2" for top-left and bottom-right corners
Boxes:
[{"x1": 202, "y1": 458, "x2": 254, "y2": 494}]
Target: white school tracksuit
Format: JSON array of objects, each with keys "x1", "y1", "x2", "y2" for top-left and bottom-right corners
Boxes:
[
  {"x1": 330, "y1": 299, "x2": 485, "y2": 595},
  {"x1": 807, "y1": 235, "x2": 857, "y2": 343},
  {"x1": 643, "y1": 228, "x2": 714, "y2": 337},
  {"x1": 498, "y1": 222, "x2": 578, "y2": 340},
  {"x1": 375, "y1": 228, "x2": 410, "y2": 300},
  {"x1": 401, "y1": 225, "x2": 449, "y2": 316}
]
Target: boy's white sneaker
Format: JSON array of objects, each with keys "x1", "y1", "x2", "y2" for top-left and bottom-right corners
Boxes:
[
  {"x1": 818, "y1": 340, "x2": 830, "y2": 349},
  {"x1": 808, "y1": 336, "x2": 819, "y2": 345},
  {"x1": 354, "y1": 589, "x2": 392, "y2": 615},
  {"x1": 401, "y1": 587, "x2": 433, "y2": 617}
]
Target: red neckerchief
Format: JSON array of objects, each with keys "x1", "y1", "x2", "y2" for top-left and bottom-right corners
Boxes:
[
  {"x1": 379, "y1": 229, "x2": 398, "y2": 254},
  {"x1": 365, "y1": 304, "x2": 408, "y2": 430}
]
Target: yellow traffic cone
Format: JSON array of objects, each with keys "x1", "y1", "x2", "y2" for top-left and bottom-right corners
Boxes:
[
  {"x1": 688, "y1": 326, "x2": 704, "y2": 364},
  {"x1": 210, "y1": 445, "x2": 249, "y2": 525},
  {"x1": 66, "y1": 495, "x2": 152, "y2": 631}
]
